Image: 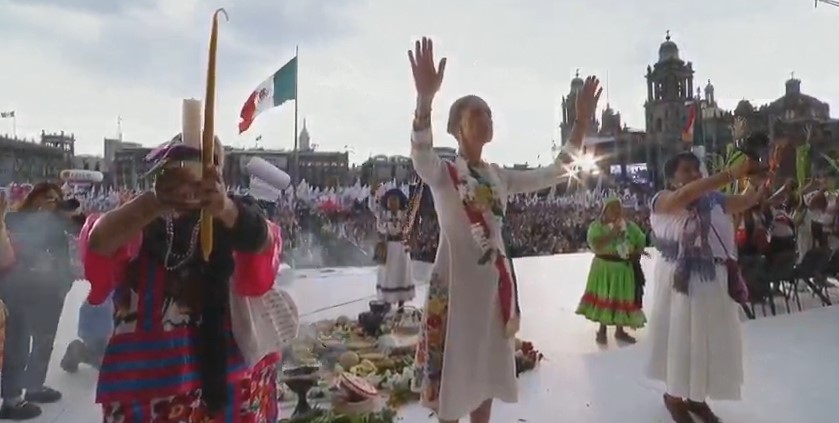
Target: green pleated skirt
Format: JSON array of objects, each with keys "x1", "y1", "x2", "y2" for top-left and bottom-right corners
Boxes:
[{"x1": 576, "y1": 257, "x2": 646, "y2": 328}]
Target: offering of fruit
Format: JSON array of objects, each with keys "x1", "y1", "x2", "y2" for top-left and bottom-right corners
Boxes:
[
  {"x1": 339, "y1": 351, "x2": 360, "y2": 369},
  {"x1": 349, "y1": 359, "x2": 377, "y2": 377}
]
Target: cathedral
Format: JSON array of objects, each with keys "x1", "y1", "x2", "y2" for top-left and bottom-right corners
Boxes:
[{"x1": 559, "y1": 31, "x2": 839, "y2": 187}]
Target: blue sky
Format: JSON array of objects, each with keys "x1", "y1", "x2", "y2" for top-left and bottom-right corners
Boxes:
[{"x1": 0, "y1": 0, "x2": 837, "y2": 166}]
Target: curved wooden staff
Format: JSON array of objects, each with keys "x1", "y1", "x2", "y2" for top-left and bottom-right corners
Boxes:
[
  {"x1": 201, "y1": 8, "x2": 228, "y2": 261},
  {"x1": 402, "y1": 180, "x2": 424, "y2": 240}
]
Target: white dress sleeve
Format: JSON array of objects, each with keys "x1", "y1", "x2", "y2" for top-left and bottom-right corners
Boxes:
[
  {"x1": 495, "y1": 162, "x2": 563, "y2": 196},
  {"x1": 410, "y1": 128, "x2": 445, "y2": 187}
]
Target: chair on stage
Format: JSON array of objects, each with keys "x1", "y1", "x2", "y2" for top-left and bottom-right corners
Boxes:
[
  {"x1": 739, "y1": 254, "x2": 771, "y2": 318},
  {"x1": 764, "y1": 251, "x2": 796, "y2": 315},
  {"x1": 790, "y1": 249, "x2": 832, "y2": 312},
  {"x1": 807, "y1": 248, "x2": 839, "y2": 305}
]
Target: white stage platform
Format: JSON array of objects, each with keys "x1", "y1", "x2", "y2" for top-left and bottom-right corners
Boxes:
[{"x1": 33, "y1": 253, "x2": 839, "y2": 422}]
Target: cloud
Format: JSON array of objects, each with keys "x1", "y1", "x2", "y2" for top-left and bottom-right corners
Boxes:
[
  {"x1": 0, "y1": 0, "x2": 359, "y2": 91},
  {"x1": 0, "y1": 0, "x2": 837, "y2": 166},
  {"x1": 3, "y1": 0, "x2": 153, "y2": 15}
]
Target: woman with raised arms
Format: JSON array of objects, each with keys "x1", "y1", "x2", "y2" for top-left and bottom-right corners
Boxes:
[{"x1": 407, "y1": 37, "x2": 601, "y2": 423}]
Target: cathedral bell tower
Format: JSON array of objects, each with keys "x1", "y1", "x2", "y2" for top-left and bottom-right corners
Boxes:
[
  {"x1": 645, "y1": 31, "x2": 695, "y2": 142},
  {"x1": 644, "y1": 31, "x2": 695, "y2": 186}
]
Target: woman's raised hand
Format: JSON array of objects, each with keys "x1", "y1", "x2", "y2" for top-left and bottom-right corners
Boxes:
[
  {"x1": 575, "y1": 76, "x2": 603, "y2": 125},
  {"x1": 409, "y1": 37, "x2": 447, "y2": 101}
]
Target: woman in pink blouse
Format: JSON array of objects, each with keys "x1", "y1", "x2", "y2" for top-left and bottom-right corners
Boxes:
[{"x1": 80, "y1": 134, "x2": 282, "y2": 423}]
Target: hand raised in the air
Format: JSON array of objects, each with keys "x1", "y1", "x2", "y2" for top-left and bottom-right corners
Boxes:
[
  {"x1": 408, "y1": 37, "x2": 447, "y2": 100},
  {"x1": 575, "y1": 76, "x2": 603, "y2": 125}
]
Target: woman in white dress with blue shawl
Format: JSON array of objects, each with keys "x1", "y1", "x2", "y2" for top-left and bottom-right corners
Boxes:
[
  {"x1": 648, "y1": 151, "x2": 768, "y2": 423},
  {"x1": 406, "y1": 38, "x2": 602, "y2": 423}
]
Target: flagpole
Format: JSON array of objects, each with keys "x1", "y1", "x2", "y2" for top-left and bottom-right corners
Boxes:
[
  {"x1": 293, "y1": 45, "x2": 299, "y2": 184},
  {"x1": 290, "y1": 45, "x2": 300, "y2": 264}
]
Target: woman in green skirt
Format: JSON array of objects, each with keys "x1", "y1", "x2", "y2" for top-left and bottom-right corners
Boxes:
[{"x1": 576, "y1": 198, "x2": 647, "y2": 344}]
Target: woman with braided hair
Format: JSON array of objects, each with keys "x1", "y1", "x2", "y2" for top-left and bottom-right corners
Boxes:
[
  {"x1": 648, "y1": 151, "x2": 770, "y2": 423},
  {"x1": 575, "y1": 197, "x2": 647, "y2": 345},
  {"x1": 407, "y1": 37, "x2": 601, "y2": 423},
  {"x1": 81, "y1": 134, "x2": 282, "y2": 422}
]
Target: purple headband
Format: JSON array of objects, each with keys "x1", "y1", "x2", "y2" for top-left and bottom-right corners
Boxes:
[{"x1": 144, "y1": 134, "x2": 212, "y2": 177}]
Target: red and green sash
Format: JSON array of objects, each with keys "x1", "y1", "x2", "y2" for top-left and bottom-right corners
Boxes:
[{"x1": 444, "y1": 161, "x2": 520, "y2": 337}]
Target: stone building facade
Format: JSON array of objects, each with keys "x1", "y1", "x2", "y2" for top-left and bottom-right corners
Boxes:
[
  {"x1": 556, "y1": 31, "x2": 839, "y2": 189},
  {"x1": 0, "y1": 132, "x2": 73, "y2": 186}
]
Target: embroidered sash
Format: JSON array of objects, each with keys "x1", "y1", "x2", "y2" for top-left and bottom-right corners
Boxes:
[{"x1": 443, "y1": 161, "x2": 521, "y2": 337}]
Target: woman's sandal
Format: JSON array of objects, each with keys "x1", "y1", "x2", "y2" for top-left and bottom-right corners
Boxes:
[
  {"x1": 596, "y1": 330, "x2": 608, "y2": 344},
  {"x1": 663, "y1": 394, "x2": 694, "y2": 423},
  {"x1": 686, "y1": 400, "x2": 723, "y2": 423},
  {"x1": 615, "y1": 330, "x2": 637, "y2": 344}
]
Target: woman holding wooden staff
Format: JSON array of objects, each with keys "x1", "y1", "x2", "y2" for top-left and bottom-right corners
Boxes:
[
  {"x1": 408, "y1": 37, "x2": 601, "y2": 423},
  {"x1": 82, "y1": 124, "x2": 283, "y2": 423},
  {"x1": 80, "y1": 10, "x2": 285, "y2": 422}
]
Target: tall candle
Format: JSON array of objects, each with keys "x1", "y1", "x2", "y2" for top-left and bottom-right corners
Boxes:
[
  {"x1": 182, "y1": 99, "x2": 202, "y2": 149},
  {"x1": 200, "y1": 8, "x2": 227, "y2": 262}
]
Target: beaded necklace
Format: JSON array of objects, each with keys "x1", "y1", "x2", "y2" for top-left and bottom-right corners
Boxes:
[{"x1": 163, "y1": 215, "x2": 200, "y2": 270}]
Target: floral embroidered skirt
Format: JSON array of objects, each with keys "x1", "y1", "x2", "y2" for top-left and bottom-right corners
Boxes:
[
  {"x1": 576, "y1": 258, "x2": 646, "y2": 328},
  {"x1": 101, "y1": 363, "x2": 279, "y2": 423},
  {"x1": 412, "y1": 272, "x2": 449, "y2": 410}
]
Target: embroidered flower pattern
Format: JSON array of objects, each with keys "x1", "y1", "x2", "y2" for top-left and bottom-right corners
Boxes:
[
  {"x1": 413, "y1": 271, "x2": 449, "y2": 407},
  {"x1": 451, "y1": 157, "x2": 505, "y2": 264},
  {"x1": 102, "y1": 364, "x2": 278, "y2": 423}
]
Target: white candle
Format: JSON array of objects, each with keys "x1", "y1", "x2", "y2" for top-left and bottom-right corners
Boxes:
[{"x1": 182, "y1": 98, "x2": 202, "y2": 149}]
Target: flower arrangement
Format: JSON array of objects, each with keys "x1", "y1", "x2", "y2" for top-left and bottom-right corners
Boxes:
[{"x1": 279, "y1": 408, "x2": 397, "y2": 423}]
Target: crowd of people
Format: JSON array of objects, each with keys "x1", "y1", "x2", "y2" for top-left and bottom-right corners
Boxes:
[{"x1": 306, "y1": 190, "x2": 652, "y2": 264}]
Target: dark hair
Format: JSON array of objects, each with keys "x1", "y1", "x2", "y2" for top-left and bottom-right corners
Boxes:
[
  {"x1": 446, "y1": 95, "x2": 482, "y2": 138},
  {"x1": 663, "y1": 151, "x2": 701, "y2": 180},
  {"x1": 17, "y1": 182, "x2": 62, "y2": 212}
]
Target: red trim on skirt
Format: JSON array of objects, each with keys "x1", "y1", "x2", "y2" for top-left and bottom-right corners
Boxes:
[
  {"x1": 579, "y1": 293, "x2": 640, "y2": 313},
  {"x1": 101, "y1": 358, "x2": 279, "y2": 423}
]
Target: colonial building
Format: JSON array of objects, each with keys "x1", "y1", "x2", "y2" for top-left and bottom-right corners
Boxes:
[
  {"x1": 72, "y1": 155, "x2": 106, "y2": 172},
  {"x1": 736, "y1": 77, "x2": 839, "y2": 178},
  {"x1": 359, "y1": 154, "x2": 413, "y2": 186},
  {"x1": 225, "y1": 123, "x2": 350, "y2": 189},
  {"x1": 643, "y1": 31, "x2": 839, "y2": 181},
  {"x1": 296, "y1": 149, "x2": 350, "y2": 188},
  {"x1": 111, "y1": 145, "x2": 153, "y2": 189},
  {"x1": 643, "y1": 32, "x2": 696, "y2": 185},
  {"x1": 0, "y1": 132, "x2": 73, "y2": 185}
]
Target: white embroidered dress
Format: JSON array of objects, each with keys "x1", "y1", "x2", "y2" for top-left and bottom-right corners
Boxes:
[
  {"x1": 647, "y1": 193, "x2": 744, "y2": 402},
  {"x1": 410, "y1": 128, "x2": 562, "y2": 420},
  {"x1": 374, "y1": 207, "x2": 414, "y2": 303}
]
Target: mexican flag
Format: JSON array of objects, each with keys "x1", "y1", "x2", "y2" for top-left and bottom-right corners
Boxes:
[{"x1": 238, "y1": 56, "x2": 297, "y2": 134}]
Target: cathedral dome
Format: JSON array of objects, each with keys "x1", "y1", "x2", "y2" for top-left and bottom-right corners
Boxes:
[
  {"x1": 658, "y1": 31, "x2": 680, "y2": 62},
  {"x1": 734, "y1": 99, "x2": 754, "y2": 116}
]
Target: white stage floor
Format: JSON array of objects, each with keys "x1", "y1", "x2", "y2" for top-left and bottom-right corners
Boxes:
[{"x1": 32, "y1": 253, "x2": 839, "y2": 422}]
